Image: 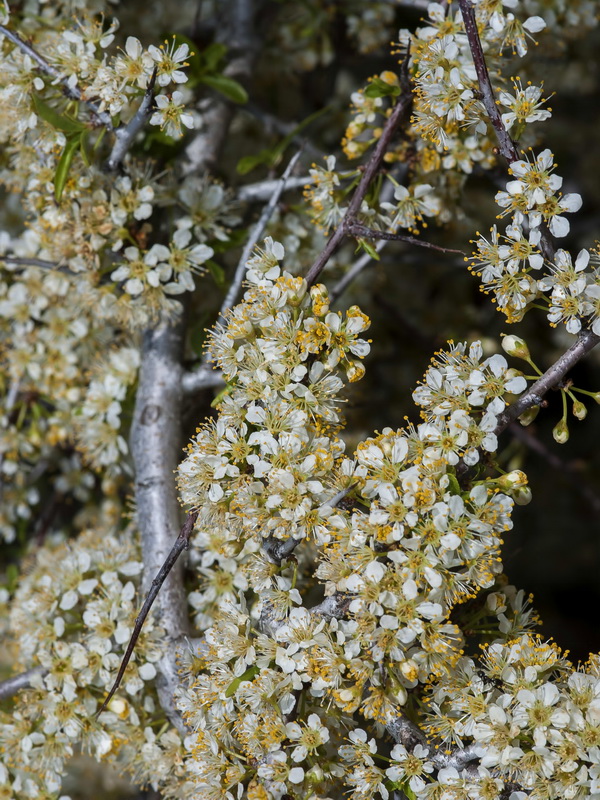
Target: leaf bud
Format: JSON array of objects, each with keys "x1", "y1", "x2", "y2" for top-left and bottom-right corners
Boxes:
[
  {"x1": 501, "y1": 334, "x2": 531, "y2": 361},
  {"x1": 552, "y1": 419, "x2": 569, "y2": 444}
]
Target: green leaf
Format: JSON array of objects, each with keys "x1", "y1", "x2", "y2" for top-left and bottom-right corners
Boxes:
[
  {"x1": 32, "y1": 94, "x2": 86, "y2": 133},
  {"x1": 6, "y1": 564, "x2": 19, "y2": 593},
  {"x1": 79, "y1": 131, "x2": 90, "y2": 167},
  {"x1": 200, "y1": 74, "x2": 248, "y2": 104},
  {"x1": 211, "y1": 383, "x2": 233, "y2": 409},
  {"x1": 202, "y1": 42, "x2": 227, "y2": 72},
  {"x1": 364, "y1": 77, "x2": 401, "y2": 99},
  {"x1": 54, "y1": 134, "x2": 82, "y2": 202},
  {"x1": 225, "y1": 664, "x2": 260, "y2": 697},
  {"x1": 206, "y1": 259, "x2": 226, "y2": 288},
  {"x1": 357, "y1": 239, "x2": 380, "y2": 261},
  {"x1": 236, "y1": 151, "x2": 272, "y2": 175}
]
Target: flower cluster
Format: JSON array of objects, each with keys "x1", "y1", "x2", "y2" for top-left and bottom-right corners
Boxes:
[
  {"x1": 470, "y1": 150, "x2": 600, "y2": 333},
  {"x1": 1, "y1": 527, "x2": 191, "y2": 799}
]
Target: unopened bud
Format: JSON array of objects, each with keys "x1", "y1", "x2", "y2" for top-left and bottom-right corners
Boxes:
[
  {"x1": 572, "y1": 399, "x2": 587, "y2": 420},
  {"x1": 552, "y1": 419, "x2": 569, "y2": 444},
  {"x1": 513, "y1": 486, "x2": 533, "y2": 505},
  {"x1": 518, "y1": 405, "x2": 539, "y2": 426},
  {"x1": 400, "y1": 659, "x2": 419, "y2": 683},
  {"x1": 593, "y1": 392, "x2": 600, "y2": 405},
  {"x1": 501, "y1": 334, "x2": 531, "y2": 361},
  {"x1": 497, "y1": 469, "x2": 528, "y2": 491}
]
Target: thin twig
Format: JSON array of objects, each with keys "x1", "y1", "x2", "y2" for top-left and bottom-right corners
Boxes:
[
  {"x1": 1, "y1": 256, "x2": 74, "y2": 273},
  {"x1": 181, "y1": 151, "x2": 302, "y2": 396},
  {"x1": 330, "y1": 245, "x2": 385, "y2": 304},
  {"x1": 457, "y1": 0, "x2": 555, "y2": 261},
  {"x1": 237, "y1": 174, "x2": 312, "y2": 203},
  {"x1": 0, "y1": 24, "x2": 113, "y2": 130},
  {"x1": 105, "y1": 68, "x2": 157, "y2": 172},
  {"x1": 95, "y1": 511, "x2": 199, "y2": 718},
  {"x1": 0, "y1": 666, "x2": 47, "y2": 700},
  {"x1": 304, "y1": 53, "x2": 414, "y2": 288},
  {"x1": 347, "y1": 222, "x2": 466, "y2": 255},
  {"x1": 218, "y1": 149, "x2": 302, "y2": 322}
]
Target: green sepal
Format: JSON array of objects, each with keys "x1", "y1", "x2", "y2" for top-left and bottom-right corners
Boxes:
[{"x1": 224, "y1": 664, "x2": 260, "y2": 697}]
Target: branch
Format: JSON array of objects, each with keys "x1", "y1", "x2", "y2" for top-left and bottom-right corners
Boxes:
[
  {"x1": 494, "y1": 329, "x2": 600, "y2": 434},
  {"x1": 128, "y1": 320, "x2": 190, "y2": 732},
  {"x1": 185, "y1": 0, "x2": 257, "y2": 173},
  {"x1": 457, "y1": 1, "x2": 519, "y2": 163},
  {"x1": 95, "y1": 511, "x2": 199, "y2": 719},
  {"x1": 0, "y1": 666, "x2": 47, "y2": 700},
  {"x1": 219, "y1": 150, "x2": 302, "y2": 322},
  {"x1": 0, "y1": 24, "x2": 114, "y2": 130},
  {"x1": 105, "y1": 68, "x2": 157, "y2": 172}
]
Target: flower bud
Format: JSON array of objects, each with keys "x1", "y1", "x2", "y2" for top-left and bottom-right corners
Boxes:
[
  {"x1": 572, "y1": 399, "x2": 587, "y2": 420},
  {"x1": 497, "y1": 469, "x2": 528, "y2": 491},
  {"x1": 310, "y1": 284, "x2": 330, "y2": 317},
  {"x1": 400, "y1": 659, "x2": 419, "y2": 683},
  {"x1": 501, "y1": 334, "x2": 531, "y2": 361},
  {"x1": 513, "y1": 486, "x2": 533, "y2": 505},
  {"x1": 518, "y1": 405, "x2": 539, "y2": 426},
  {"x1": 592, "y1": 391, "x2": 600, "y2": 405},
  {"x1": 552, "y1": 419, "x2": 569, "y2": 444}
]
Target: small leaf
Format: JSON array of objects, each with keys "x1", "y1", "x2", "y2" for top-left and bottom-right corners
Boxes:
[
  {"x1": 32, "y1": 94, "x2": 86, "y2": 133},
  {"x1": 364, "y1": 77, "x2": 400, "y2": 99},
  {"x1": 54, "y1": 134, "x2": 82, "y2": 202},
  {"x1": 211, "y1": 383, "x2": 233, "y2": 409},
  {"x1": 79, "y1": 131, "x2": 90, "y2": 167},
  {"x1": 200, "y1": 74, "x2": 248, "y2": 104}
]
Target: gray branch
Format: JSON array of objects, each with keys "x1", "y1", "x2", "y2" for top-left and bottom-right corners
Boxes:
[
  {"x1": 0, "y1": 666, "x2": 47, "y2": 700},
  {"x1": 1, "y1": 255, "x2": 74, "y2": 273},
  {"x1": 130, "y1": 319, "x2": 190, "y2": 734}
]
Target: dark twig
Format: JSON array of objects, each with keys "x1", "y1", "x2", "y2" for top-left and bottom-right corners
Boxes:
[
  {"x1": 347, "y1": 223, "x2": 466, "y2": 255},
  {"x1": 304, "y1": 88, "x2": 413, "y2": 288},
  {"x1": 494, "y1": 330, "x2": 600, "y2": 434},
  {"x1": 457, "y1": 1, "x2": 519, "y2": 163},
  {"x1": 95, "y1": 510, "x2": 199, "y2": 718},
  {"x1": 458, "y1": 0, "x2": 555, "y2": 261}
]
